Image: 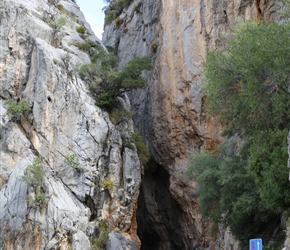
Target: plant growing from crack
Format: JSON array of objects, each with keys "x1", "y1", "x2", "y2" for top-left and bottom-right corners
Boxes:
[
  {"x1": 43, "y1": 10, "x2": 66, "y2": 47},
  {"x1": 66, "y1": 154, "x2": 79, "y2": 168},
  {"x1": 66, "y1": 153, "x2": 83, "y2": 173},
  {"x1": 22, "y1": 157, "x2": 44, "y2": 192},
  {"x1": 4, "y1": 99, "x2": 30, "y2": 120},
  {"x1": 22, "y1": 157, "x2": 49, "y2": 208},
  {"x1": 103, "y1": 178, "x2": 114, "y2": 190}
]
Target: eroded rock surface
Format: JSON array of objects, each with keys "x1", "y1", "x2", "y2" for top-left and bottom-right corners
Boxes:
[
  {"x1": 0, "y1": 0, "x2": 141, "y2": 249},
  {"x1": 103, "y1": 0, "x2": 282, "y2": 249}
]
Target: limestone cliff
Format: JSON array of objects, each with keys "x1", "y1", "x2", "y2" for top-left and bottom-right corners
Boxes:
[
  {"x1": 103, "y1": 0, "x2": 282, "y2": 249},
  {"x1": 0, "y1": 0, "x2": 142, "y2": 249}
]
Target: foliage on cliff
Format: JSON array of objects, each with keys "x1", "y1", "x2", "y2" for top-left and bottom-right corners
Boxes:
[
  {"x1": 187, "y1": 20, "x2": 290, "y2": 249},
  {"x1": 79, "y1": 48, "x2": 151, "y2": 109},
  {"x1": 103, "y1": 0, "x2": 134, "y2": 24}
]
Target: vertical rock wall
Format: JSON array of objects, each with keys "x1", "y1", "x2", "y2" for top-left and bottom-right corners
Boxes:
[
  {"x1": 0, "y1": 0, "x2": 142, "y2": 249},
  {"x1": 103, "y1": 0, "x2": 282, "y2": 249}
]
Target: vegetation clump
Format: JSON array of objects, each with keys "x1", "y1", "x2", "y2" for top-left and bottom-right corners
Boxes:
[
  {"x1": 4, "y1": 99, "x2": 30, "y2": 120},
  {"x1": 43, "y1": 11, "x2": 66, "y2": 47},
  {"x1": 75, "y1": 40, "x2": 96, "y2": 53},
  {"x1": 79, "y1": 48, "x2": 151, "y2": 109},
  {"x1": 103, "y1": 178, "x2": 114, "y2": 190},
  {"x1": 103, "y1": 0, "x2": 134, "y2": 25},
  {"x1": 187, "y1": 20, "x2": 290, "y2": 249},
  {"x1": 76, "y1": 25, "x2": 86, "y2": 34},
  {"x1": 66, "y1": 154, "x2": 79, "y2": 169}
]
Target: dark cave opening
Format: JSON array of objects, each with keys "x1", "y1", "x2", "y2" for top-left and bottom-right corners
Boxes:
[{"x1": 136, "y1": 161, "x2": 186, "y2": 250}]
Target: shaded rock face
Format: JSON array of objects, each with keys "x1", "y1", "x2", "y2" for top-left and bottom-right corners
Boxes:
[
  {"x1": 137, "y1": 162, "x2": 191, "y2": 250},
  {"x1": 0, "y1": 0, "x2": 141, "y2": 249},
  {"x1": 103, "y1": 0, "x2": 281, "y2": 249}
]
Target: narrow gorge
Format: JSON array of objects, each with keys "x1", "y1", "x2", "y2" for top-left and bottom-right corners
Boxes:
[{"x1": 0, "y1": 0, "x2": 289, "y2": 250}]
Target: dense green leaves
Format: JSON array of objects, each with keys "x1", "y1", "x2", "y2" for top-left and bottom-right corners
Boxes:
[
  {"x1": 22, "y1": 157, "x2": 44, "y2": 190},
  {"x1": 104, "y1": 0, "x2": 134, "y2": 25},
  {"x1": 79, "y1": 49, "x2": 151, "y2": 109},
  {"x1": 188, "y1": 19, "x2": 290, "y2": 248},
  {"x1": 203, "y1": 21, "x2": 290, "y2": 136},
  {"x1": 4, "y1": 99, "x2": 30, "y2": 120},
  {"x1": 186, "y1": 141, "x2": 284, "y2": 248}
]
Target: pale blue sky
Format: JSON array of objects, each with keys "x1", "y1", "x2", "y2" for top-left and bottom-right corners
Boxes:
[{"x1": 77, "y1": 0, "x2": 107, "y2": 39}]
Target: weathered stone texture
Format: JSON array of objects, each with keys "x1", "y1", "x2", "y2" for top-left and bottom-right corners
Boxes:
[
  {"x1": 103, "y1": 0, "x2": 282, "y2": 249},
  {"x1": 0, "y1": 0, "x2": 141, "y2": 249}
]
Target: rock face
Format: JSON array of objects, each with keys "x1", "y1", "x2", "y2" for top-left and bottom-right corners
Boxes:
[
  {"x1": 103, "y1": 0, "x2": 281, "y2": 249},
  {"x1": 0, "y1": 0, "x2": 141, "y2": 249}
]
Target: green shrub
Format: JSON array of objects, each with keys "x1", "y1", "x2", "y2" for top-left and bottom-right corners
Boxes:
[
  {"x1": 203, "y1": 20, "x2": 290, "y2": 137},
  {"x1": 76, "y1": 25, "x2": 86, "y2": 34},
  {"x1": 121, "y1": 129, "x2": 150, "y2": 164},
  {"x1": 79, "y1": 52, "x2": 151, "y2": 109},
  {"x1": 43, "y1": 11, "x2": 66, "y2": 47},
  {"x1": 53, "y1": 58, "x2": 58, "y2": 64},
  {"x1": 104, "y1": 11, "x2": 116, "y2": 25},
  {"x1": 4, "y1": 99, "x2": 30, "y2": 120},
  {"x1": 26, "y1": 193, "x2": 48, "y2": 208},
  {"x1": 103, "y1": 178, "x2": 114, "y2": 190},
  {"x1": 193, "y1": 19, "x2": 290, "y2": 249},
  {"x1": 186, "y1": 141, "x2": 284, "y2": 249},
  {"x1": 104, "y1": 0, "x2": 133, "y2": 25},
  {"x1": 66, "y1": 154, "x2": 79, "y2": 168},
  {"x1": 75, "y1": 40, "x2": 96, "y2": 52},
  {"x1": 22, "y1": 157, "x2": 44, "y2": 190}
]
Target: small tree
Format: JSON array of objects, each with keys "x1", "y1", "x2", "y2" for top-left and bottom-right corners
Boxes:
[
  {"x1": 79, "y1": 50, "x2": 152, "y2": 109},
  {"x1": 22, "y1": 157, "x2": 44, "y2": 192},
  {"x1": 186, "y1": 141, "x2": 284, "y2": 248},
  {"x1": 203, "y1": 21, "x2": 290, "y2": 137},
  {"x1": 4, "y1": 99, "x2": 30, "y2": 120}
]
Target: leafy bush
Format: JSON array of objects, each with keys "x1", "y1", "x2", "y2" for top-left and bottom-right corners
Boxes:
[
  {"x1": 186, "y1": 141, "x2": 285, "y2": 249},
  {"x1": 121, "y1": 129, "x2": 150, "y2": 164},
  {"x1": 43, "y1": 10, "x2": 66, "y2": 46},
  {"x1": 4, "y1": 99, "x2": 30, "y2": 120},
  {"x1": 22, "y1": 157, "x2": 44, "y2": 190},
  {"x1": 75, "y1": 40, "x2": 96, "y2": 52},
  {"x1": 103, "y1": 178, "x2": 114, "y2": 190},
  {"x1": 192, "y1": 19, "x2": 290, "y2": 249},
  {"x1": 104, "y1": 0, "x2": 134, "y2": 25},
  {"x1": 79, "y1": 50, "x2": 151, "y2": 109},
  {"x1": 66, "y1": 154, "x2": 79, "y2": 168},
  {"x1": 203, "y1": 20, "x2": 290, "y2": 137},
  {"x1": 76, "y1": 25, "x2": 86, "y2": 34}
]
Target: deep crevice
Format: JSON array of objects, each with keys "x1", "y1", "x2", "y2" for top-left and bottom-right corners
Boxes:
[{"x1": 137, "y1": 161, "x2": 186, "y2": 250}]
